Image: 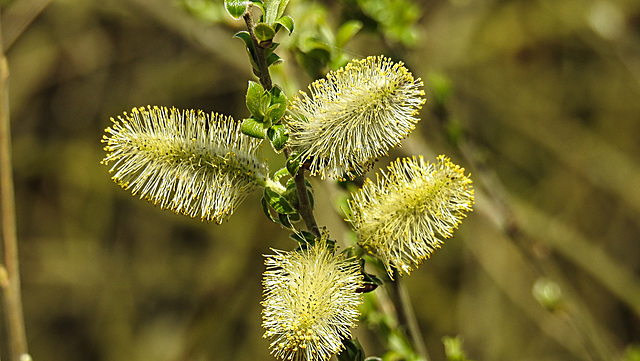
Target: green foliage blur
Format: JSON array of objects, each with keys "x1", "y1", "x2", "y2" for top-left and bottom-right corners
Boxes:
[{"x1": 2, "y1": 0, "x2": 640, "y2": 360}]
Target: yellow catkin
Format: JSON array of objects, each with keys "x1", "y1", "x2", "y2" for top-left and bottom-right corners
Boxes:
[
  {"x1": 348, "y1": 155, "x2": 474, "y2": 277},
  {"x1": 101, "y1": 106, "x2": 265, "y2": 223},
  {"x1": 261, "y1": 236, "x2": 364, "y2": 361},
  {"x1": 285, "y1": 56, "x2": 426, "y2": 180}
]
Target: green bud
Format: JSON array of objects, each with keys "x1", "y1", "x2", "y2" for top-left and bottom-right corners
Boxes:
[
  {"x1": 533, "y1": 278, "x2": 563, "y2": 311},
  {"x1": 224, "y1": 0, "x2": 248, "y2": 20}
]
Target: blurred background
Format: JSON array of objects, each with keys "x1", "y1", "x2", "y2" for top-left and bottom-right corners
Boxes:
[{"x1": 0, "y1": 0, "x2": 639, "y2": 360}]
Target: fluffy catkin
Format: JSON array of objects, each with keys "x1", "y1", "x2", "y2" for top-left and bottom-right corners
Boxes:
[
  {"x1": 285, "y1": 56, "x2": 425, "y2": 180},
  {"x1": 262, "y1": 238, "x2": 363, "y2": 360},
  {"x1": 348, "y1": 155, "x2": 474, "y2": 276},
  {"x1": 102, "y1": 106, "x2": 265, "y2": 223}
]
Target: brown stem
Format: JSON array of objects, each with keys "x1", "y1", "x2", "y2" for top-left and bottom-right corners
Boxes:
[
  {"x1": 0, "y1": 16, "x2": 29, "y2": 361},
  {"x1": 242, "y1": 9, "x2": 319, "y2": 237},
  {"x1": 282, "y1": 148, "x2": 320, "y2": 237},
  {"x1": 293, "y1": 169, "x2": 320, "y2": 237},
  {"x1": 243, "y1": 9, "x2": 272, "y2": 91}
]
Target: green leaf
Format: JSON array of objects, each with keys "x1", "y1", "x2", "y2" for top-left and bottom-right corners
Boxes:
[
  {"x1": 224, "y1": 0, "x2": 249, "y2": 19},
  {"x1": 300, "y1": 37, "x2": 332, "y2": 55},
  {"x1": 443, "y1": 336, "x2": 474, "y2": 361},
  {"x1": 234, "y1": 31, "x2": 258, "y2": 70},
  {"x1": 264, "y1": 0, "x2": 289, "y2": 25},
  {"x1": 275, "y1": 0, "x2": 289, "y2": 20},
  {"x1": 234, "y1": 31, "x2": 253, "y2": 49},
  {"x1": 266, "y1": 52, "x2": 283, "y2": 67},
  {"x1": 283, "y1": 177, "x2": 313, "y2": 210},
  {"x1": 286, "y1": 152, "x2": 302, "y2": 176},
  {"x1": 265, "y1": 41, "x2": 280, "y2": 54},
  {"x1": 263, "y1": 42, "x2": 283, "y2": 67},
  {"x1": 273, "y1": 167, "x2": 289, "y2": 182},
  {"x1": 269, "y1": 84, "x2": 285, "y2": 101},
  {"x1": 264, "y1": 187, "x2": 297, "y2": 214},
  {"x1": 338, "y1": 339, "x2": 365, "y2": 361},
  {"x1": 264, "y1": 102, "x2": 286, "y2": 126},
  {"x1": 259, "y1": 92, "x2": 272, "y2": 126},
  {"x1": 287, "y1": 211, "x2": 300, "y2": 222},
  {"x1": 278, "y1": 213, "x2": 293, "y2": 229},
  {"x1": 246, "y1": 81, "x2": 265, "y2": 119},
  {"x1": 261, "y1": 197, "x2": 281, "y2": 225},
  {"x1": 241, "y1": 118, "x2": 267, "y2": 139},
  {"x1": 336, "y1": 20, "x2": 363, "y2": 48},
  {"x1": 264, "y1": 105, "x2": 280, "y2": 123},
  {"x1": 357, "y1": 272, "x2": 380, "y2": 293},
  {"x1": 254, "y1": 23, "x2": 276, "y2": 42},
  {"x1": 275, "y1": 15, "x2": 294, "y2": 34},
  {"x1": 267, "y1": 124, "x2": 288, "y2": 152}
]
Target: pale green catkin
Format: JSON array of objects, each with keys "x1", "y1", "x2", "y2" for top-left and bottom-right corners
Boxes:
[{"x1": 102, "y1": 106, "x2": 265, "y2": 223}]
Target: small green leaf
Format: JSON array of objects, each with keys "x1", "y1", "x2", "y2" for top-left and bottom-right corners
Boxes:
[
  {"x1": 259, "y1": 92, "x2": 272, "y2": 126},
  {"x1": 336, "y1": 20, "x2": 362, "y2": 48},
  {"x1": 443, "y1": 336, "x2": 474, "y2": 361},
  {"x1": 286, "y1": 152, "x2": 302, "y2": 176},
  {"x1": 266, "y1": 52, "x2": 283, "y2": 67},
  {"x1": 287, "y1": 211, "x2": 300, "y2": 222},
  {"x1": 275, "y1": 15, "x2": 294, "y2": 34},
  {"x1": 275, "y1": 0, "x2": 289, "y2": 21},
  {"x1": 265, "y1": 41, "x2": 280, "y2": 54},
  {"x1": 287, "y1": 177, "x2": 312, "y2": 191},
  {"x1": 234, "y1": 31, "x2": 258, "y2": 70},
  {"x1": 264, "y1": 0, "x2": 289, "y2": 25},
  {"x1": 300, "y1": 37, "x2": 331, "y2": 55},
  {"x1": 273, "y1": 167, "x2": 289, "y2": 182},
  {"x1": 278, "y1": 213, "x2": 294, "y2": 229},
  {"x1": 264, "y1": 104, "x2": 285, "y2": 126},
  {"x1": 357, "y1": 270, "x2": 380, "y2": 293},
  {"x1": 254, "y1": 23, "x2": 276, "y2": 42},
  {"x1": 283, "y1": 177, "x2": 313, "y2": 209},
  {"x1": 338, "y1": 339, "x2": 365, "y2": 361},
  {"x1": 261, "y1": 197, "x2": 281, "y2": 225},
  {"x1": 246, "y1": 81, "x2": 265, "y2": 119},
  {"x1": 264, "y1": 187, "x2": 297, "y2": 214},
  {"x1": 269, "y1": 84, "x2": 284, "y2": 101},
  {"x1": 224, "y1": 0, "x2": 249, "y2": 20},
  {"x1": 269, "y1": 85, "x2": 287, "y2": 113},
  {"x1": 234, "y1": 31, "x2": 253, "y2": 49},
  {"x1": 241, "y1": 118, "x2": 267, "y2": 139},
  {"x1": 267, "y1": 124, "x2": 288, "y2": 152}
]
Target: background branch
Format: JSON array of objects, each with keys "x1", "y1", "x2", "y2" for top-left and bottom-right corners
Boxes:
[{"x1": 0, "y1": 15, "x2": 29, "y2": 361}]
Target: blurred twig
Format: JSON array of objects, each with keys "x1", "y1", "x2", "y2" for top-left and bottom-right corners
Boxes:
[
  {"x1": 389, "y1": 275, "x2": 430, "y2": 361},
  {"x1": 1, "y1": 0, "x2": 52, "y2": 52},
  {"x1": 0, "y1": 13, "x2": 29, "y2": 361}
]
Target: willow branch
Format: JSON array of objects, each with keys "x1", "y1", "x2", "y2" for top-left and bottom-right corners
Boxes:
[
  {"x1": 243, "y1": 9, "x2": 272, "y2": 91},
  {"x1": 242, "y1": 9, "x2": 319, "y2": 237},
  {"x1": 0, "y1": 15, "x2": 29, "y2": 360},
  {"x1": 389, "y1": 271, "x2": 430, "y2": 361},
  {"x1": 293, "y1": 170, "x2": 319, "y2": 237}
]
